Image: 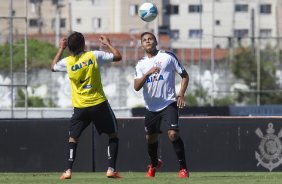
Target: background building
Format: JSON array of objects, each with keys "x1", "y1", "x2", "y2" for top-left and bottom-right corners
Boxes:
[
  {"x1": 1, "y1": 0, "x2": 282, "y2": 117},
  {"x1": 165, "y1": 0, "x2": 279, "y2": 49},
  {"x1": 0, "y1": 0, "x2": 70, "y2": 37},
  {"x1": 70, "y1": 0, "x2": 163, "y2": 34},
  {"x1": 0, "y1": 0, "x2": 280, "y2": 49}
]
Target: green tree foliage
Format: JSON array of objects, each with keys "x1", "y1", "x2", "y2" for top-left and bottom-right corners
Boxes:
[
  {"x1": 185, "y1": 83, "x2": 210, "y2": 106},
  {"x1": 213, "y1": 96, "x2": 234, "y2": 106},
  {"x1": 231, "y1": 46, "x2": 282, "y2": 104},
  {"x1": 16, "y1": 88, "x2": 46, "y2": 107},
  {"x1": 0, "y1": 39, "x2": 60, "y2": 71}
]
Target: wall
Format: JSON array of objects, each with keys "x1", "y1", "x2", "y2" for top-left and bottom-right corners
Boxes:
[{"x1": 1, "y1": 117, "x2": 282, "y2": 172}]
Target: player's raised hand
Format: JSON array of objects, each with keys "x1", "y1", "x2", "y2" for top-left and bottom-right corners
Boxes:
[
  {"x1": 146, "y1": 66, "x2": 160, "y2": 76},
  {"x1": 99, "y1": 35, "x2": 111, "y2": 46},
  {"x1": 59, "y1": 38, "x2": 67, "y2": 49}
]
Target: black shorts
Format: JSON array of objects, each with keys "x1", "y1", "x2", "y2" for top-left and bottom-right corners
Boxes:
[
  {"x1": 144, "y1": 102, "x2": 179, "y2": 135},
  {"x1": 69, "y1": 100, "x2": 118, "y2": 138}
]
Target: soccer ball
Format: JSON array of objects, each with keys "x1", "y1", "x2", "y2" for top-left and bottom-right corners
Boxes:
[{"x1": 138, "y1": 2, "x2": 158, "y2": 22}]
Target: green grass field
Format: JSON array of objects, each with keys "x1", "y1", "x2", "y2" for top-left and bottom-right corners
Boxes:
[{"x1": 0, "y1": 172, "x2": 281, "y2": 184}]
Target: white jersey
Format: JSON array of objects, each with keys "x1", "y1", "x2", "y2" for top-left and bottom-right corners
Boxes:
[
  {"x1": 53, "y1": 51, "x2": 114, "y2": 72},
  {"x1": 134, "y1": 50, "x2": 187, "y2": 112}
]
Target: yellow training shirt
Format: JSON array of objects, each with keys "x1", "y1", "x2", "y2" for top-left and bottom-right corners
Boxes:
[{"x1": 66, "y1": 51, "x2": 106, "y2": 108}]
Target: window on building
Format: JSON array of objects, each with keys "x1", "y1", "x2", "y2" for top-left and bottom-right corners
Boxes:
[
  {"x1": 260, "y1": 4, "x2": 271, "y2": 14},
  {"x1": 165, "y1": 4, "x2": 179, "y2": 15},
  {"x1": 76, "y1": 18, "x2": 81, "y2": 24},
  {"x1": 235, "y1": 4, "x2": 248, "y2": 12},
  {"x1": 51, "y1": 18, "x2": 66, "y2": 29},
  {"x1": 52, "y1": 0, "x2": 64, "y2": 5},
  {"x1": 188, "y1": 4, "x2": 203, "y2": 13},
  {"x1": 30, "y1": 0, "x2": 42, "y2": 3},
  {"x1": 234, "y1": 29, "x2": 248, "y2": 38},
  {"x1": 29, "y1": 19, "x2": 41, "y2": 27},
  {"x1": 189, "y1": 29, "x2": 203, "y2": 38},
  {"x1": 129, "y1": 4, "x2": 138, "y2": 16},
  {"x1": 92, "y1": 17, "x2": 101, "y2": 29},
  {"x1": 159, "y1": 25, "x2": 170, "y2": 35},
  {"x1": 260, "y1": 29, "x2": 272, "y2": 37},
  {"x1": 215, "y1": 20, "x2": 220, "y2": 26},
  {"x1": 61, "y1": 18, "x2": 66, "y2": 28},
  {"x1": 170, "y1": 30, "x2": 179, "y2": 40}
]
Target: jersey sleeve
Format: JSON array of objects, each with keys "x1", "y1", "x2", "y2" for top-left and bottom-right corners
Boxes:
[
  {"x1": 134, "y1": 62, "x2": 143, "y2": 79},
  {"x1": 168, "y1": 52, "x2": 187, "y2": 75},
  {"x1": 92, "y1": 51, "x2": 114, "y2": 67},
  {"x1": 53, "y1": 58, "x2": 67, "y2": 72}
]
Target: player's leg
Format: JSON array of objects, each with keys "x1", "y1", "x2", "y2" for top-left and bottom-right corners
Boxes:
[
  {"x1": 144, "y1": 111, "x2": 163, "y2": 177},
  {"x1": 163, "y1": 102, "x2": 189, "y2": 178},
  {"x1": 90, "y1": 101, "x2": 121, "y2": 178},
  {"x1": 106, "y1": 133, "x2": 121, "y2": 178},
  {"x1": 146, "y1": 133, "x2": 159, "y2": 167},
  {"x1": 168, "y1": 130, "x2": 189, "y2": 178},
  {"x1": 60, "y1": 107, "x2": 91, "y2": 180}
]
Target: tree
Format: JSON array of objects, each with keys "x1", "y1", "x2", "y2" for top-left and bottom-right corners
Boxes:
[
  {"x1": 231, "y1": 46, "x2": 282, "y2": 104},
  {"x1": 0, "y1": 39, "x2": 61, "y2": 71},
  {"x1": 185, "y1": 82, "x2": 210, "y2": 106}
]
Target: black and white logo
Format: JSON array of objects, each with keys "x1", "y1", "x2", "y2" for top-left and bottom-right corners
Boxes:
[{"x1": 255, "y1": 123, "x2": 282, "y2": 171}]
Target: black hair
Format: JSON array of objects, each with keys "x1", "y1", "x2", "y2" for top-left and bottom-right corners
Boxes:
[
  {"x1": 67, "y1": 32, "x2": 85, "y2": 55},
  {"x1": 140, "y1": 32, "x2": 157, "y2": 43}
]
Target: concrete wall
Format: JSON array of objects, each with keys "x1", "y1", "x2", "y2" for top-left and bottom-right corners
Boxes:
[{"x1": 1, "y1": 117, "x2": 282, "y2": 172}]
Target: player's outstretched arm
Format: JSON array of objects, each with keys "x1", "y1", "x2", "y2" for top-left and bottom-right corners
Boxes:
[
  {"x1": 51, "y1": 38, "x2": 67, "y2": 71},
  {"x1": 99, "y1": 35, "x2": 122, "y2": 62},
  {"x1": 177, "y1": 71, "x2": 189, "y2": 108}
]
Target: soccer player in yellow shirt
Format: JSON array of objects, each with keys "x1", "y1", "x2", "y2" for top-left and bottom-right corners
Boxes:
[{"x1": 51, "y1": 32, "x2": 122, "y2": 179}]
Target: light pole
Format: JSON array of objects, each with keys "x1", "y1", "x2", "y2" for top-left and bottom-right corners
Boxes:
[
  {"x1": 54, "y1": 1, "x2": 64, "y2": 47},
  {"x1": 211, "y1": 0, "x2": 215, "y2": 106}
]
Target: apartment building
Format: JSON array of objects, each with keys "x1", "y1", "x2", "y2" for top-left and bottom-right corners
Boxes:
[
  {"x1": 166, "y1": 0, "x2": 279, "y2": 49},
  {"x1": 0, "y1": 0, "x2": 163, "y2": 41},
  {"x1": 70, "y1": 0, "x2": 162, "y2": 34},
  {"x1": 0, "y1": 0, "x2": 280, "y2": 50},
  {"x1": 0, "y1": 0, "x2": 70, "y2": 39}
]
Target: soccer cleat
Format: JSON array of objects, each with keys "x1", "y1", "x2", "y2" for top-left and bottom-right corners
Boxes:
[
  {"x1": 146, "y1": 159, "x2": 163, "y2": 177},
  {"x1": 106, "y1": 169, "x2": 122, "y2": 178},
  {"x1": 178, "y1": 168, "x2": 189, "y2": 178},
  {"x1": 59, "y1": 169, "x2": 72, "y2": 180}
]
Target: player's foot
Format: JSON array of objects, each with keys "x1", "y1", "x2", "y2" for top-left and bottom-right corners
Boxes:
[
  {"x1": 59, "y1": 169, "x2": 72, "y2": 180},
  {"x1": 106, "y1": 169, "x2": 122, "y2": 178},
  {"x1": 146, "y1": 159, "x2": 163, "y2": 177},
  {"x1": 178, "y1": 168, "x2": 189, "y2": 178}
]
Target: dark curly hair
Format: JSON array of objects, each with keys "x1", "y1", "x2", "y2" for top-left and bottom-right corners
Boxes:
[
  {"x1": 140, "y1": 32, "x2": 157, "y2": 43},
  {"x1": 67, "y1": 32, "x2": 85, "y2": 55}
]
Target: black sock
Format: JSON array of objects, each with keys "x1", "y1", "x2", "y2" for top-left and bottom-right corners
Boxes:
[
  {"x1": 108, "y1": 137, "x2": 119, "y2": 171},
  {"x1": 148, "y1": 142, "x2": 158, "y2": 167},
  {"x1": 66, "y1": 142, "x2": 77, "y2": 170},
  {"x1": 172, "y1": 137, "x2": 187, "y2": 170}
]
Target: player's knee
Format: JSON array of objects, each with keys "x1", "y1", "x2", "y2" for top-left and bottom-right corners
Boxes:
[
  {"x1": 69, "y1": 137, "x2": 78, "y2": 143},
  {"x1": 168, "y1": 130, "x2": 178, "y2": 141},
  {"x1": 146, "y1": 134, "x2": 158, "y2": 144}
]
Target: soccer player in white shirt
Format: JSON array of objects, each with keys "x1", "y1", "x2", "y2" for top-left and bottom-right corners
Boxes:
[{"x1": 134, "y1": 32, "x2": 189, "y2": 178}]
